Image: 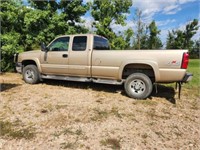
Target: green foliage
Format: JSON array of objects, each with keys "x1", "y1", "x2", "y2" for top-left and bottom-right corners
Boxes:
[
  {"x1": 166, "y1": 19, "x2": 199, "y2": 51},
  {"x1": 1, "y1": 0, "x2": 89, "y2": 71},
  {"x1": 0, "y1": 0, "x2": 199, "y2": 72},
  {"x1": 132, "y1": 11, "x2": 162, "y2": 49},
  {"x1": 91, "y1": 0, "x2": 132, "y2": 49},
  {"x1": 0, "y1": 0, "x2": 25, "y2": 71},
  {"x1": 190, "y1": 39, "x2": 200, "y2": 58},
  {"x1": 148, "y1": 20, "x2": 162, "y2": 49},
  {"x1": 1, "y1": 32, "x2": 23, "y2": 71}
]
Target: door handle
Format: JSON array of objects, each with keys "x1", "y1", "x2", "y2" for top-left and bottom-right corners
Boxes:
[{"x1": 62, "y1": 54, "x2": 68, "y2": 58}]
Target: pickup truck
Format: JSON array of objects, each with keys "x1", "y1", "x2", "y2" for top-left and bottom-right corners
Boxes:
[{"x1": 14, "y1": 34, "x2": 192, "y2": 99}]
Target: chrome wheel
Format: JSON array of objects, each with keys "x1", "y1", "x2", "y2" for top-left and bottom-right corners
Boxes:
[
  {"x1": 24, "y1": 69, "x2": 35, "y2": 82},
  {"x1": 124, "y1": 73, "x2": 152, "y2": 99},
  {"x1": 23, "y1": 65, "x2": 40, "y2": 84},
  {"x1": 129, "y1": 79, "x2": 146, "y2": 95}
]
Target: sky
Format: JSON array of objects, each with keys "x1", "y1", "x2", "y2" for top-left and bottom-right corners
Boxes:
[
  {"x1": 23, "y1": 0, "x2": 199, "y2": 45},
  {"x1": 82, "y1": 0, "x2": 200, "y2": 45}
]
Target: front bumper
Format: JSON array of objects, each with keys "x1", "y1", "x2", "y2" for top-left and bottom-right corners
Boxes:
[
  {"x1": 182, "y1": 72, "x2": 193, "y2": 82},
  {"x1": 15, "y1": 62, "x2": 22, "y2": 73}
]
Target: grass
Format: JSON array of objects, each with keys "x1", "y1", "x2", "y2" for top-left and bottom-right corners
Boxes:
[
  {"x1": 91, "y1": 107, "x2": 122, "y2": 121},
  {"x1": 53, "y1": 127, "x2": 83, "y2": 137},
  {"x1": 100, "y1": 138, "x2": 121, "y2": 149},
  {"x1": 0, "y1": 120, "x2": 35, "y2": 139},
  {"x1": 186, "y1": 59, "x2": 200, "y2": 89},
  {"x1": 163, "y1": 59, "x2": 200, "y2": 97},
  {"x1": 183, "y1": 59, "x2": 200, "y2": 97}
]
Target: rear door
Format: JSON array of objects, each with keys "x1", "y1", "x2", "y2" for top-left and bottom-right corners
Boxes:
[
  {"x1": 40, "y1": 36, "x2": 70, "y2": 75},
  {"x1": 68, "y1": 35, "x2": 91, "y2": 77}
]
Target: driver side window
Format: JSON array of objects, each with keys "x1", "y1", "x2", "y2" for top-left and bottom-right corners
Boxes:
[{"x1": 49, "y1": 37, "x2": 69, "y2": 51}]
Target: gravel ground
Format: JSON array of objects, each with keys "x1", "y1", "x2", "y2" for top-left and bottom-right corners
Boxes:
[{"x1": 0, "y1": 73, "x2": 199, "y2": 150}]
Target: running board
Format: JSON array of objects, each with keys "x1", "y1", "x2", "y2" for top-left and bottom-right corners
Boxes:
[
  {"x1": 92, "y1": 78, "x2": 124, "y2": 85},
  {"x1": 41, "y1": 75, "x2": 92, "y2": 82},
  {"x1": 41, "y1": 75, "x2": 123, "y2": 85}
]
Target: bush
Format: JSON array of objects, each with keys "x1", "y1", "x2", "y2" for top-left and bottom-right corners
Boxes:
[{"x1": 1, "y1": 32, "x2": 24, "y2": 72}]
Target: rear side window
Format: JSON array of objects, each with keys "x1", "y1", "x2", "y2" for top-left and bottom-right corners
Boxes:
[
  {"x1": 93, "y1": 36, "x2": 110, "y2": 50},
  {"x1": 72, "y1": 36, "x2": 87, "y2": 51}
]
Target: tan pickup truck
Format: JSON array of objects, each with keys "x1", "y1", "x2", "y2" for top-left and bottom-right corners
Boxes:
[{"x1": 14, "y1": 34, "x2": 192, "y2": 99}]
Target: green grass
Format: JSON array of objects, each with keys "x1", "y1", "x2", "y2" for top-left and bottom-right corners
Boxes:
[
  {"x1": 186, "y1": 59, "x2": 200, "y2": 89},
  {"x1": 163, "y1": 59, "x2": 199, "y2": 97}
]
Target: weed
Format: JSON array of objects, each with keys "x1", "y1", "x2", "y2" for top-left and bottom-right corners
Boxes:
[
  {"x1": 60, "y1": 141, "x2": 77, "y2": 149},
  {"x1": 155, "y1": 131, "x2": 165, "y2": 138},
  {"x1": 100, "y1": 138, "x2": 121, "y2": 149},
  {"x1": 53, "y1": 127, "x2": 83, "y2": 137},
  {"x1": 111, "y1": 107, "x2": 122, "y2": 118},
  {"x1": 0, "y1": 120, "x2": 35, "y2": 139},
  {"x1": 63, "y1": 128, "x2": 83, "y2": 136},
  {"x1": 91, "y1": 108, "x2": 109, "y2": 121},
  {"x1": 91, "y1": 107, "x2": 122, "y2": 121}
]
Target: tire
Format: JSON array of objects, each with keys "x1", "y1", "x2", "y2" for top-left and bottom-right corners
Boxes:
[
  {"x1": 124, "y1": 73, "x2": 153, "y2": 99},
  {"x1": 23, "y1": 65, "x2": 40, "y2": 84}
]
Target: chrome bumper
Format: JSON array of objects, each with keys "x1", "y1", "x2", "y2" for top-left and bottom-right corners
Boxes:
[
  {"x1": 15, "y1": 62, "x2": 22, "y2": 73},
  {"x1": 182, "y1": 72, "x2": 193, "y2": 82}
]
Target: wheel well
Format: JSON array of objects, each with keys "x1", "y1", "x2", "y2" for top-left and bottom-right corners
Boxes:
[
  {"x1": 122, "y1": 64, "x2": 155, "y2": 82},
  {"x1": 22, "y1": 60, "x2": 37, "y2": 68}
]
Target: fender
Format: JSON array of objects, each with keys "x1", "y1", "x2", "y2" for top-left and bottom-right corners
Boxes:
[
  {"x1": 22, "y1": 58, "x2": 42, "y2": 73},
  {"x1": 119, "y1": 60, "x2": 160, "y2": 81}
]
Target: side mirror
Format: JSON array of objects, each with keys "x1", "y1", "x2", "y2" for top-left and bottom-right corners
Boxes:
[{"x1": 41, "y1": 42, "x2": 48, "y2": 52}]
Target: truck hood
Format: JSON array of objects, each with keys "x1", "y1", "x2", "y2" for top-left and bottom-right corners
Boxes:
[
  {"x1": 21, "y1": 50, "x2": 41, "y2": 54},
  {"x1": 18, "y1": 50, "x2": 41, "y2": 62}
]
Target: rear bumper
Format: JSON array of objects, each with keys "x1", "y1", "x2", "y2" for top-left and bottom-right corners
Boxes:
[
  {"x1": 182, "y1": 72, "x2": 193, "y2": 82},
  {"x1": 15, "y1": 62, "x2": 22, "y2": 73}
]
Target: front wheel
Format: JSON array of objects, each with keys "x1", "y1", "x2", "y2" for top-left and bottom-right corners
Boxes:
[
  {"x1": 23, "y1": 65, "x2": 40, "y2": 84},
  {"x1": 124, "y1": 73, "x2": 153, "y2": 99}
]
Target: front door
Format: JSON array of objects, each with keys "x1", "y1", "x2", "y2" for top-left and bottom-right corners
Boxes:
[
  {"x1": 40, "y1": 36, "x2": 70, "y2": 75},
  {"x1": 68, "y1": 35, "x2": 91, "y2": 77}
]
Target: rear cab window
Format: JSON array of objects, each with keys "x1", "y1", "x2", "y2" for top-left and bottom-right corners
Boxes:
[
  {"x1": 72, "y1": 36, "x2": 87, "y2": 51},
  {"x1": 93, "y1": 36, "x2": 110, "y2": 50}
]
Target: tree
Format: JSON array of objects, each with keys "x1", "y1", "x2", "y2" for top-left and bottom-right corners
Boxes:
[
  {"x1": 1, "y1": 0, "x2": 89, "y2": 71},
  {"x1": 166, "y1": 31, "x2": 175, "y2": 49},
  {"x1": 90, "y1": 0, "x2": 132, "y2": 49},
  {"x1": 59, "y1": 0, "x2": 89, "y2": 26},
  {"x1": 1, "y1": 0, "x2": 25, "y2": 71},
  {"x1": 140, "y1": 26, "x2": 149, "y2": 49},
  {"x1": 166, "y1": 19, "x2": 199, "y2": 50},
  {"x1": 133, "y1": 9, "x2": 145, "y2": 50},
  {"x1": 184, "y1": 19, "x2": 199, "y2": 49},
  {"x1": 148, "y1": 20, "x2": 162, "y2": 49},
  {"x1": 28, "y1": 0, "x2": 58, "y2": 12},
  {"x1": 190, "y1": 38, "x2": 200, "y2": 58},
  {"x1": 124, "y1": 28, "x2": 134, "y2": 49}
]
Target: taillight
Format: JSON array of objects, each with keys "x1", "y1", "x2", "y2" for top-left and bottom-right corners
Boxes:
[{"x1": 181, "y1": 52, "x2": 189, "y2": 69}]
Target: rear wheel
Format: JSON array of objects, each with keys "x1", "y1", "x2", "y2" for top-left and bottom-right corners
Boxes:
[
  {"x1": 124, "y1": 73, "x2": 153, "y2": 99},
  {"x1": 23, "y1": 65, "x2": 40, "y2": 84}
]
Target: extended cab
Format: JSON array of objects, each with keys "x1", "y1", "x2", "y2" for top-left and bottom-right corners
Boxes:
[{"x1": 14, "y1": 34, "x2": 192, "y2": 99}]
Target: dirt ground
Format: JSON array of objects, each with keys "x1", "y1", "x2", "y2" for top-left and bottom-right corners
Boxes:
[{"x1": 0, "y1": 73, "x2": 199, "y2": 150}]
